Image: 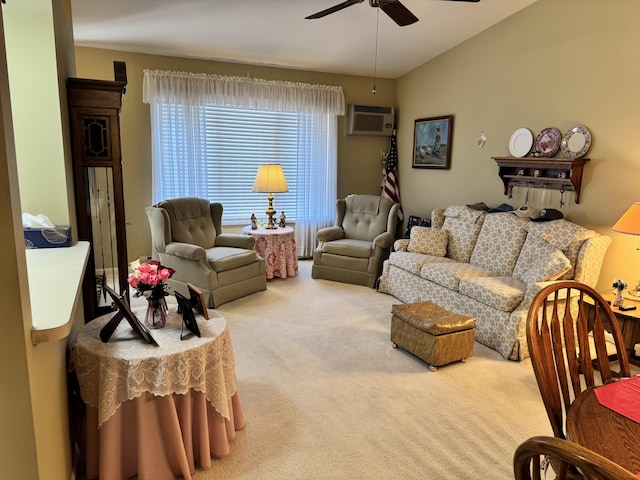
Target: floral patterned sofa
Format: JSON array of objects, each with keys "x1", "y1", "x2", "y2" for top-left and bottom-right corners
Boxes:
[{"x1": 377, "y1": 206, "x2": 611, "y2": 360}]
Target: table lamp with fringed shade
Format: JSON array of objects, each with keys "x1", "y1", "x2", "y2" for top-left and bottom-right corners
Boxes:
[
  {"x1": 612, "y1": 202, "x2": 640, "y2": 297},
  {"x1": 253, "y1": 164, "x2": 288, "y2": 229}
]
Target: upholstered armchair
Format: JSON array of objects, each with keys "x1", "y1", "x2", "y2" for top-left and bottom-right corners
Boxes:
[
  {"x1": 146, "y1": 197, "x2": 266, "y2": 308},
  {"x1": 312, "y1": 194, "x2": 399, "y2": 288}
]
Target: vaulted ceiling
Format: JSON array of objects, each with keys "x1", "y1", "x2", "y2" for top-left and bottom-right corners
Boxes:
[{"x1": 71, "y1": 0, "x2": 537, "y2": 79}]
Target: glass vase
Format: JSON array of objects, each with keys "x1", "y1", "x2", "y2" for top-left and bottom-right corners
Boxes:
[{"x1": 145, "y1": 296, "x2": 167, "y2": 329}]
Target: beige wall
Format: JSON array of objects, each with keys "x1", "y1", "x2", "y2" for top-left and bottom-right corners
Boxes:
[
  {"x1": 4, "y1": 0, "x2": 72, "y2": 226},
  {"x1": 74, "y1": 48, "x2": 396, "y2": 261},
  {"x1": 396, "y1": 0, "x2": 640, "y2": 292}
]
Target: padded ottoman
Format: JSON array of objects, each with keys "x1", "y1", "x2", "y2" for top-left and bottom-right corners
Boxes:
[{"x1": 390, "y1": 301, "x2": 476, "y2": 371}]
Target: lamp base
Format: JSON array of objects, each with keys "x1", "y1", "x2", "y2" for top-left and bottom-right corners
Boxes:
[
  {"x1": 265, "y1": 194, "x2": 277, "y2": 229},
  {"x1": 265, "y1": 212, "x2": 277, "y2": 229}
]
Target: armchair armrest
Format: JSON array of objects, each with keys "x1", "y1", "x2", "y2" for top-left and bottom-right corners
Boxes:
[
  {"x1": 215, "y1": 233, "x2": 256, "y2": 249},
  {"x1": 165, "y1": 242, "x2": 207, "y2": 261},
  {"x1": 316, "y1": 226, "x2": 344, "y2": 242},
  {"x1": 372, "y1": 232, "x2": 395, "y2": 250}
]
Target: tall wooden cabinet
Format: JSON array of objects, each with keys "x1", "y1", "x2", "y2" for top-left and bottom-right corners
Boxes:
[{"x1": 67, "y1": 62, "x2": 129, "y2": 321}]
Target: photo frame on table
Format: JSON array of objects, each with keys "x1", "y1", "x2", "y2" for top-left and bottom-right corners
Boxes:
[
  {"x1": 100, "y1": 285, "x2": 159, "y2": 346},
  {"x1": 412, "y1": 115, "x2": 453, "y2": 169},
  {"x1": 187, "y1": 282, "x2": 209, "y2": 320},
  {"x1": 175, "y1": 291, "x2": 201, "y2": 339}
]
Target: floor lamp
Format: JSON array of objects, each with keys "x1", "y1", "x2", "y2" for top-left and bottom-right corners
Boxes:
[
  {"x1": 253, "y1": 164, "x2": 288, "y2": 229},
  {"x1": 612, "y1": 202, "x2": 640, "y2": 296}
]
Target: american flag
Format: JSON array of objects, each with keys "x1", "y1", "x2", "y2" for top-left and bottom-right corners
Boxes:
[{"x1": 382, "y1": 130, "x2": 403, "y2": 221}]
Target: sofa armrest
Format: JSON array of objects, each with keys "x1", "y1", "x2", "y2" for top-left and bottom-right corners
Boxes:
[
  {"x1": 215, "y1": 233, "x2": 256, "y2": 249},
  {"x1": 394, "y1": 239, "x2": 409, "y2": 252},
  {"x1": 573, "y1": 235, "x2": 612, "y2": 287},
  {"x1": 373, "y1": 231, "x2": 395, "y2": 250},
  {"x1": 165, "y1": 242, "x2": 207, "y2": 261},
  {"x1": 515, "y1": 280, "x2": 579, "y2": 318},
  {"x1": 317, "y1": 226, "x2": 344, "y2": 242}
]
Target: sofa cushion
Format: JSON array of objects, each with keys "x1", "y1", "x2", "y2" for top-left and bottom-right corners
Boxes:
[
  {"x1": 323, "y1": 239, "x2": 372, "y2": 258},
  {"x1": 512, "y1": 233, "x2": 553, "y2": 280},
  {"x1": 431, "y1": 208, "x2": 445, "y2": 228},
  {"x1": 420, "y1": 262, "x2": 496, "y2": 291},
  {"x1": 459, "y1": 276, "x2": 527, "y2": 312},
  {"x1": 525, "y1": 220, "x2": 597, "y2": 280},
  {"x1": 469, "y1": 212, "x2": 529, "y2": 276},
  {"x1": 517, "y1": 246, "x2": 571, "y2": 286},
  {"x1": 528, "y1": 219, "x2": 582, "y2": 249},
  {"x1": 440, "y1": 206, "x2": 486, "y2": 263},
  {"x1": 408, "y1": 227, "x2": 448, "y2": 256},
  {"x1": 388, "y1": 251, "x2": 456, "y2": 275}
]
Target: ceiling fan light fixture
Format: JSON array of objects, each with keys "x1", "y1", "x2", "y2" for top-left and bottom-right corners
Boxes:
[{"x1": 306, "y1": 0, "x2": 419, "y2": 27}]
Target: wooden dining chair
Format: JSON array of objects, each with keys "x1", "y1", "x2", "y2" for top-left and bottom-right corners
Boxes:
[
  {"x1": 526, "y1": 281, "x2": 631, "y2": 441},
  {"x1": 514, "y1": 436, "x2": 638, "y2": 480}
]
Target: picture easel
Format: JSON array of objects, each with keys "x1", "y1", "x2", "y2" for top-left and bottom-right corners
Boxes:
[{"x1": 99, "y1": 285, "x2": 159, "y2": 346}]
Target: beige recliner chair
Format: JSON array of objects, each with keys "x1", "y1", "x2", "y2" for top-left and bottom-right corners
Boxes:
[
  {"x1": 146, "y1": 197, "x2": 266, "y2": 308},
  {"x1": 312, "y1": 194, "x2": 399, "y2": 288}
]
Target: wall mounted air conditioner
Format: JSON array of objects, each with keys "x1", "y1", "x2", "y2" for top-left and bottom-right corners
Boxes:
[{"x1": 346, "y1": 104, "x2": 395, "y2": 136}]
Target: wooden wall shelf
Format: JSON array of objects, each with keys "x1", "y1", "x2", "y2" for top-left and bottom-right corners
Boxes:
[{"x1": 492, "y1": 157, "x2": 590, "y2": 204}]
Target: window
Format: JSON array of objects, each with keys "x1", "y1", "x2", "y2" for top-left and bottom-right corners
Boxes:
[{"x1": 153, "y1": 105, "x2": 298, "y2": 224}]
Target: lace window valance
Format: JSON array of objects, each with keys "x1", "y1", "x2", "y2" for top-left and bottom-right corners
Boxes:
[{"x1": 143, "y1": 69, "x2": 345, "y2": 115}]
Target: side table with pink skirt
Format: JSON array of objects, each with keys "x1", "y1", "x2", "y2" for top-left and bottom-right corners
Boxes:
[{"x1": 70, "y1": 307, "x2": 245, "y2": 480}]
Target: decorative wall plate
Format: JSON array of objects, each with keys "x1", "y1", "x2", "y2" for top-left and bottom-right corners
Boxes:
[
  {"x1": 534, "y1": 127, "x2": 561, "y2": 157},
  {"x1": 508, "y1": 128, "x2": 533, "y2": 157},
  {"x1": 561, "y1": 125, "x2": 592, "y2": 158}
]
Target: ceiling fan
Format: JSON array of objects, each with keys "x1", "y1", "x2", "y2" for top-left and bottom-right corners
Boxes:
[{"x1": 306, "y1": 0, "x2": 481, "y2": 27}]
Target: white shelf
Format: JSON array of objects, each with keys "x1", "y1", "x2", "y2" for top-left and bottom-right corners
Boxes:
[{"x1": 27, "y1": 241, "x2": 90, "y2": 344}]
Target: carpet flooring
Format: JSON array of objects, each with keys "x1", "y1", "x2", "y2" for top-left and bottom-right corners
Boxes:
[{"x1": 189, "y1": 260, "x2": 552, "y2": 480}]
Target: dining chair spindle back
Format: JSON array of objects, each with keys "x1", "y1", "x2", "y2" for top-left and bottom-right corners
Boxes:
[{"x1": 526, "y1": 281, "x2": 631, "y2": 441}]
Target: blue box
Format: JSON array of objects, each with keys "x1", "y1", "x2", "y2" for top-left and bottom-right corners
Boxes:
[{"x1": 24, "y1": 226, "x2": 72, "y2": 249}]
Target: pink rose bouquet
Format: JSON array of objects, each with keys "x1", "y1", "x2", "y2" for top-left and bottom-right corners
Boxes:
[{"x1": 128, "y1": 260, "x2": 175, "y2": 299}]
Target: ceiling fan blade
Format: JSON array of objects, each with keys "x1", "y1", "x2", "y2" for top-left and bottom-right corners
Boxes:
[
  {"x1": 305, "y1": 0, "x2": 365, "y2": 19},
  {"x1": 380, "y1": 0, "x2": 419, "y2": 26}
]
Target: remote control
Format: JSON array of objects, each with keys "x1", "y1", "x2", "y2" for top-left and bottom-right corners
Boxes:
[{"x1": 619, "y1": 305, "x2": 637, "y2": 311}]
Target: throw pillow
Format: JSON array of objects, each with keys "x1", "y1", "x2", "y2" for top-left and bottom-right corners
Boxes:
[
  {"x1": 407, "y1": 227, "x2": 448, "y2": 256},
  {"x1": 520, "y1": 248, "x2": 571, "y2": 285}
]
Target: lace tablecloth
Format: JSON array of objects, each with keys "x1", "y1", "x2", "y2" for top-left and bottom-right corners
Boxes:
[
  {"x1": 242, "y1": 225, "x2": 298, "y2": 280},
  {"x1": 71, "y1": 307, "x2": 237, "y2": 427}
]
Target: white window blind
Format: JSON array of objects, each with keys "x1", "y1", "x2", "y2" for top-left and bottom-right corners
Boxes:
[{"x1": 155, "y1": 105, "x2": 299, "y2": 224}]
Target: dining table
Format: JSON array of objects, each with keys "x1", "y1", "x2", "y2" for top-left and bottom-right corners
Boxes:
[
  {"x1": 70, "y1": 305, "x2": 245, "y2": 480},
  {"x1": 566, "y1": 376, "x2": 640, "y2": 476}
]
